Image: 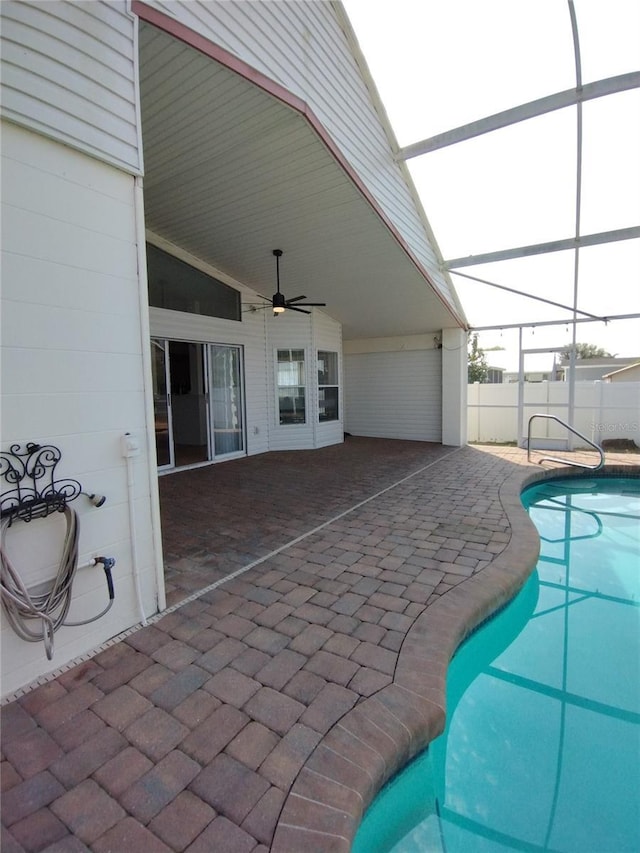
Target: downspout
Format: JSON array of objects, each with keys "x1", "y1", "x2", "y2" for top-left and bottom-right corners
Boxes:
[
  {"x1": 130, "y1": 5, "x2": 166, "y2": 613},
  {"x1": 134, "y1": 176, "x2": 166, "y2": 614},
  {"x1": 122, "y1": 432, "x2": 147, "y2": 626},
  {"x1": 311, "y1": 312, "x2": 318, "y2": 448}
]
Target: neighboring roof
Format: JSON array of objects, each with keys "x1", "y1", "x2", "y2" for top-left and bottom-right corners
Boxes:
[
  {"x1": 601, "y1": 361, "x2": 640, "y2": 379},
  {"x1": 558, "y1": 356, "x2": 640, "y2": 368}
]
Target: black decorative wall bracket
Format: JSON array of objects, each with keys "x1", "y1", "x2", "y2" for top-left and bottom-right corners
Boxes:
[
  {"x1": 0, "y1": 443, "x2": 114, "y2": 660},
  {"x1": 0, "y1": 443, "x2": 84, "y2": 525}
]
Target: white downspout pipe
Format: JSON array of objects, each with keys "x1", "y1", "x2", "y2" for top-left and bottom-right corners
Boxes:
[
  {"x1": 122, "y1": 433, "x2": 147, "y2": 626},
  {"x1": 130, "y1": 6, "x2": 165, "y2": 614},
  {"x1": 133, "y1": 176, "x2": 166, "y2": 613}
]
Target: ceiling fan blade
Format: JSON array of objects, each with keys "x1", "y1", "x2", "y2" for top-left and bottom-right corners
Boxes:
[
  {"x1": 287, "y1": 305, "x2": 311, "y2": 314},
  {"x1": 290, "y1": 302, "x2": 326, "y2": 307},
  {"x1": 286, "y1": 295, "x2": 307, "y2": 303}
]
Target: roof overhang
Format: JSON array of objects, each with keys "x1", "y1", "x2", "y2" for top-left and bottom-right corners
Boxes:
[{"x1": 135, "y1": 5, "x2": 466, "y2": 340}]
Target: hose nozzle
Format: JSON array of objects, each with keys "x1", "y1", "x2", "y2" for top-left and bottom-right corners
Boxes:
[{"x1": 82, "y1": 492, "x2": 106, "y2": 508}]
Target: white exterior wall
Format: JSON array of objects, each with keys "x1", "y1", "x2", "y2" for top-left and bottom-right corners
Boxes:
[
  {"x1": 147, "y1": 236, "x2": 270, "y2": 458},
  {"x1": 148, "y1": 237, "x2": 343, "y2": 456},
  {"x1": 343, "y1": 337, "x2": 442, "y2": 441},
  {"x1": 1, "y1": 123, "x2": 159, "y2": 696},
  {"x1": 139, "y1": 0, "x2": 456, "y2": 306},
  {"x1": 0, "y1": 0, "x2": 141, "y2": 174},
  {"x1": 266, "y1": 310, "x2": 343, "y2": 452},
  {"x1": 441, "y1": 327, "x2": 467, "y2": 447}
]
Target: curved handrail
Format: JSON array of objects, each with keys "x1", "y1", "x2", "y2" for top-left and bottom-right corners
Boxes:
[{"x1": 527, "y1": 413, "x2": 605, "y2": 470}]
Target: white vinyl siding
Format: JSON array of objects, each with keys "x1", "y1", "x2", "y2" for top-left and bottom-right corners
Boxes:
[
  {"x1": 148, "y1": 311, "x2": 270, "y2": 459},
  {"x1": 146, "y1": 238, "x2": 271, "y2": 459},
  {"x1": 1, "y1": 122, "x2": 156, "y2": 695},
  {"x1": 0, "y1": 0, "x2": 140, "y2": 174},
  {"x1": 146, "y1": 240, "x2": 345, "y2": 457},
  {"x1": 138, "y1": 0, "x2": 454, "y2": 303},
  {"x1": 344, "y1": 349, "x2": 442, "y2": 442},
  {"x1": 267, "y1": 312, "x2": 315, "y2": 451}
]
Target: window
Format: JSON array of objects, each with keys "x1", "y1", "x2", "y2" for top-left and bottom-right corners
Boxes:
[
  {"x1": 147, "y1": 244, "x2": 240, "y2": 321},
  {"x1": 318, "y1": 351, "x2": 339, "y2": 422},
  {"x1": 277, "y1": 349, "x2": 306, "y2": 424}
]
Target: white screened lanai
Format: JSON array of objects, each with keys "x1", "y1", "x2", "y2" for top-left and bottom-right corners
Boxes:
[{"x1": 345, "y1": 0, "x2": 640, "y2": 445}]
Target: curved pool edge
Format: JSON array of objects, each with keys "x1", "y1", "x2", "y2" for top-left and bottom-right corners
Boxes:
[{"x1": 270, "y1": 463, "x2": 637, "y2": 853}]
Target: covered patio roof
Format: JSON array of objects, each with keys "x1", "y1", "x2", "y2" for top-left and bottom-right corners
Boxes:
[{"x1": 137, "y1": 15, "x2": 467, "y2": 341}]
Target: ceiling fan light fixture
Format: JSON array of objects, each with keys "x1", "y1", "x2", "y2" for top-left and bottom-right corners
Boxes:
[
  {"x1": 270, "y1": 248, "x2": 326, "y2": 315},
  {"x1": 272, "y1": 291, "x2": 286, "y2": 313}
]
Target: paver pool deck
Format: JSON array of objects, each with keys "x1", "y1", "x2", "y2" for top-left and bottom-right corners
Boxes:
[{"x1": 2, "y1": 439, "x2": 637, "y2": 852}]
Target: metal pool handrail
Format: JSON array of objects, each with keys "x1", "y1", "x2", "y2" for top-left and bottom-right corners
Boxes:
[{"x1": 527, "y1": 414, "x2": 605, "y2": 471}]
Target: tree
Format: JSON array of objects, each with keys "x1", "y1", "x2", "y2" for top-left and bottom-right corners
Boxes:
[
  {"x1": 562, "y1": 343, "x2": 613, "y2": 359},
  {"x1": 468, "y1": 333, "x2": 488, "y2": 383}
]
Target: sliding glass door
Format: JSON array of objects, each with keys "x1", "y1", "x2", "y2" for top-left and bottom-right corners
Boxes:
[
  {"x1": 152, "y1": 339, "x2": 172, "y2": 468},
  {"x1": 151, "y1": 338, "x2": 244, "y2": 469},
  {"x1": 210, "y1": 345, "x2": 244, "y2": 456},
  {"x1": 170, "y1": 341, "x2": 209, "y2": 467}
]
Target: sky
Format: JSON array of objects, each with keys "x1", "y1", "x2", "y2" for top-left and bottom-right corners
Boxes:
[{"x1": 342, "y1": 0, "x2": 640, "y2": 372}]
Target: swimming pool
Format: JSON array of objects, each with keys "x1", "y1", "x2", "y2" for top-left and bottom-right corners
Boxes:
[{"x1": 353, "y1": 475, "x2": 640, "y2": 853}]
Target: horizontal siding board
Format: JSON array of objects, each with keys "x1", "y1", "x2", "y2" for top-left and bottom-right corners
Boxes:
[
  {"x1": 3, "y1": 155, "x2": 137, "y2": 242},
  {"x1": 1, "y1": 389, "x2": 147, "y2": 448},
  {"x1": 4, "y1": 203, "x2": 138, "y2": 275},
  {"x1": 2, "y1": 350, "x2": 144, "y2": 394},
  {"x1": 2, "y1": 16, "x2": 134, "y2": 96},
  {"x1": 1, "y1": 0, "x2": 140, "y2": 173},
  {"x1": 3, "y1": 1, "x2": 134, "y2": 65},
  {"x1": 2, "y1": 84, "x2": 139, "y2": 170},
  {"x1": 2, "y1": 253, "x2": 137, "y2": 317},
  {"x1": 2, "y1": 118, "x2": 137, "y2": 198},
  {"x1": 1, "y1": 52, "x2": 136, "y2": 137},
  {"x1": 2, "y1": 300, "x2": 141, "y2": 355},
  {"x1": 344, "y1": 350, "x2": 442, "y2": 441},
  {"x1": 170, "y1": 0, "x2": 306, "y2": 90}
]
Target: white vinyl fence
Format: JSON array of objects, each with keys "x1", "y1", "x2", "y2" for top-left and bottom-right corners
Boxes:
[{"x1": 468, "y1": 381, "x2": 640, "y2": 448}]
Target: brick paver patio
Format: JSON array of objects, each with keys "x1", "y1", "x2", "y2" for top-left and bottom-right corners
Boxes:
[{"x1": 2, "y1": 438, "x2": 637, "y2": 852}]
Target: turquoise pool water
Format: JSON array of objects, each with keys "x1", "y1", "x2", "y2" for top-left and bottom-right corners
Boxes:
[{"x1": 353, "y1": 476, "x2": 640, "y2": 853}]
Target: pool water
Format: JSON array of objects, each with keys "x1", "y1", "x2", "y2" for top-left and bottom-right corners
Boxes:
[{"x1": 352, "y1": 476, "x2": 640, "y2": 853}]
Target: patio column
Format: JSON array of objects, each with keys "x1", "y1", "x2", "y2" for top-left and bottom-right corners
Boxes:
[{"x1": 441, "y1": 327, "x2": 468, "y2": 447}]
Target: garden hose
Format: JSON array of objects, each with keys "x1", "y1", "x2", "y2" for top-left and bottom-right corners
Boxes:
[{"x1": 0, "y1": 507, "x2": 115, "y2": 660}]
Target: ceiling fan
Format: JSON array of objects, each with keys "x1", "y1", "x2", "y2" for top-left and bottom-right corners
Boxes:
[{"x1": 269, "y1": 249, "x2": 326, "y2": 315}]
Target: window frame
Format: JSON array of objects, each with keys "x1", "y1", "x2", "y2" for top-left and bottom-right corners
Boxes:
[
  {"x1": 317, "y1": 350, "x2": 340, "y2": 423},
  {"x1": 276, "y1": 348, "x2": 307, "y2": 426},
  {"x1": 146, "y1": 243, "x2": 241, "y2": 321}
]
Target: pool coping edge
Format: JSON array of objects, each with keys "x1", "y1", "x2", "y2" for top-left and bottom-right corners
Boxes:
[{"x1": 270, "y1": 463, "x2": 637, "y2": 852}]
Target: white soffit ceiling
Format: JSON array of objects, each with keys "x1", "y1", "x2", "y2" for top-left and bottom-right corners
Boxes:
[{"x1": 139, "y1": 22, "x2": 464, "y2": 340}]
